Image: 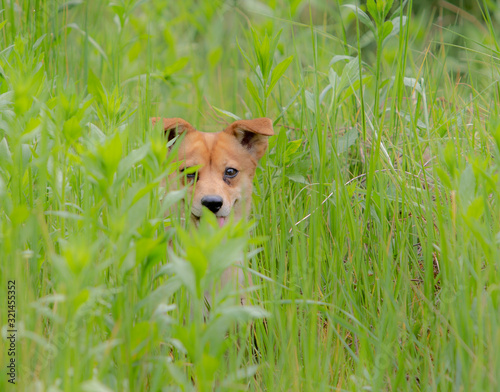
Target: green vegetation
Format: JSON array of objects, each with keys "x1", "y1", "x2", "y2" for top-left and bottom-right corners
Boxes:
[{"x1": 1, "y1": 0, "x2": 500, "y2": 390}]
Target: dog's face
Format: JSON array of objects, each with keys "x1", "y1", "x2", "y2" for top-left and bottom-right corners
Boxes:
[{"x1": 152, "y1": 117, "x2": 273, "y2": 226}]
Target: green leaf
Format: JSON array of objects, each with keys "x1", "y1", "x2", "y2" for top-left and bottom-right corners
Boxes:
[
  {"x1": 21, "y1": 144, "x2": 32, "y2": 169},
  {"x1": 100, "y1": 133, "x2": 122, "y2": 178},
  {"x1": 0, "y1": 138, "x2": 13, "y2": 165},
  {"x1": 254, "y1": 29, "x2": 282, "y2": 82},
  {"x1": 367, "y1": 0, "x2": 378, "y2": 21},
  {"x1": 44, "y1": 210, "x2": 84, "y2": 221},
  {"x1": 305, "y1": 90, "x2": 316, "y2": 113},
  {"x1": 319, "y1": 85, "x2": 332, "y2": 105},
  {"x1": 330, "y1": 55, "x2": 355, "y2": 65},
  {"x1": 381, "y1": 20, "x2": 394, "y2": 41},
  {"x1": 130, "y1": 321, "x2": 155, "y2": 358},
  {"x1": 384, "y1": 0, "x2": 395, "y2": 17},
  {"x1": 130, "y1": 181, "x2": 160, "y2": 207},
  {"x1": 135, "y1": 280, "x2": 181, "y2": 312},
  {"x1": 254, "y1": 31, "x2": 270, "y2": 80},
  {"x1": 267, "y1": 55, "x2": 293, "y2": 97},
  {"x1": 338, "y1": 57, "x2": 361, "y2": 94},
  {"x1": 89, "y1": 122, "x2": 106, "y2": 142},
  {"x1": 81, "y1": 379, "x2": 114, "y2": 392},
  {"x1": 162, "y1": 189, "x2": 187, "y2": 210},
  {"x1": 403, "y1": 77, "x2": 424, "y2": 96},
  {"x1": 186, "y1": 245, "x2": 209, "y2": 288},
  {"x1": 435, "y1": 167, "x2": 452, "y2": 190},
  {"x1": 343, "y1": 5, "x2": 375, "y2": 32},
  {"x1": 169, "y1": 251, "x2": 197, "y2": 297},
  {"x1": 212, "y1": 107, "x2": 241, "y2": 121},
  {"x1": 287, "y1": 174, "x2": 308, "y2": 184},
  {"x1": 166, "y1": 362, "x2": 191, "y2": 388},
  {"x1": 32, "y1": 34, "x2": 46, "y2": 50},
  {"x1": 466, "y1": 197, "x2": 484, "y2": 220},
  {"x1": 246, "y1": 78, "x2": 263, "y2": 113},
  {"x1": 11, "y1": 205, "x2": 30, "y2": 225},
  {"x1": 337, "y1": 127, "x2": 358, "y2": 154},
  {"x1": 443, "y1": 142, "x2": 457, "y2": 176},
  {"x1": 163, "y1": 57, "x2": 189, "y2": 77},
  {"x1": 199, "y1": 354, "x2": 220, "y2": 385},
  {"x1": 236, "y1": 37, "x2": 253, "y2": 67},
  {"x1": 206, "y1": 237, "x2": 247, "y2": 274},
  {"x1": 63, "y1": 116, "x2": 83, "y2": 141},
  {"x1": 87, "y1": 69, "x2": 106, "y2": 104},
  {"x1": 217, "y1": 305, "x2": 270, "y2": 321},
  {"x1": 116, "y1": 144, "x2": 149, "y2": 183},
  {"x1": 135, "y1": 237, "x2": 164, "y2": 267},
  {"x1": 382, "y1": 16, "x2": 407, "y2": 47},
  {"x1": 285, "y1": 139, "x2": 302, "y2": 157},
  {"x1": 223, "y1": 365, "x2": 260, "y2": 386}
]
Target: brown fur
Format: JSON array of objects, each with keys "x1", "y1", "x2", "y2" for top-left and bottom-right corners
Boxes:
[
  {"x1": 152, "y1": 117, "x2": 273, "y2": 225},
  {"x1": 152, "y1": 116, "x2": 274, "y2": 303}
]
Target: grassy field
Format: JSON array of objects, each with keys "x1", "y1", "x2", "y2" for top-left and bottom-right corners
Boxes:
[{"x1": 1, "y1": 0, "x2": 500, "y2": 390}]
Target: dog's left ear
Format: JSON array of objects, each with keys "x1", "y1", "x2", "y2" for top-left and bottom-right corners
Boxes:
[
  {"x1": 224, "y1": 118, "x2": 274, "y2": 160},
  {"x1": 151, "y1": 117, "x2": 195, "y2": 145}
]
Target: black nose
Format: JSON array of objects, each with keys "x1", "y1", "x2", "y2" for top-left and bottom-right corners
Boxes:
[{"x1": 201, "y1": 195, "x2": 223, "y2": 214}]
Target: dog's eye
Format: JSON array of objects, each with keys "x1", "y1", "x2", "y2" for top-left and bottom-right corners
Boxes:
[
  {"x1": 224, "y1": 168, "x2": 238, "y2": 178},
  {"x1": 181, "y1": 167, "x2": 197, "y2": 181}
]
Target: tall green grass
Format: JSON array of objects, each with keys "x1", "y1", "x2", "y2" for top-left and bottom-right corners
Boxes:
[{"x1": 1, "y1": 0, "x2": 500, "y2": 390}]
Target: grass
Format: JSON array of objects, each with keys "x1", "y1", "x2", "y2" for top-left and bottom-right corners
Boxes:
[{"x1": 1, "y1": 0, "x2": 500, "y2": 390}]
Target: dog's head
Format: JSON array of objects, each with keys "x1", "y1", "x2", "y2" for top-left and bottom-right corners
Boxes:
[{"x1": 152, "y1": 117, "x2": 274, "y2": 226}]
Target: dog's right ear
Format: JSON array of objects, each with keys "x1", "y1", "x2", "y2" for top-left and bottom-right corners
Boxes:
[{"x1": 151, "y1": 117, "x2": 195, "y2": 144}]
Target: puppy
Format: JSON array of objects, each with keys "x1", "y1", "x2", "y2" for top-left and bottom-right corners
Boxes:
[{"x1": 152, "y1": 116, "x2": 274, "y2": 303}]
